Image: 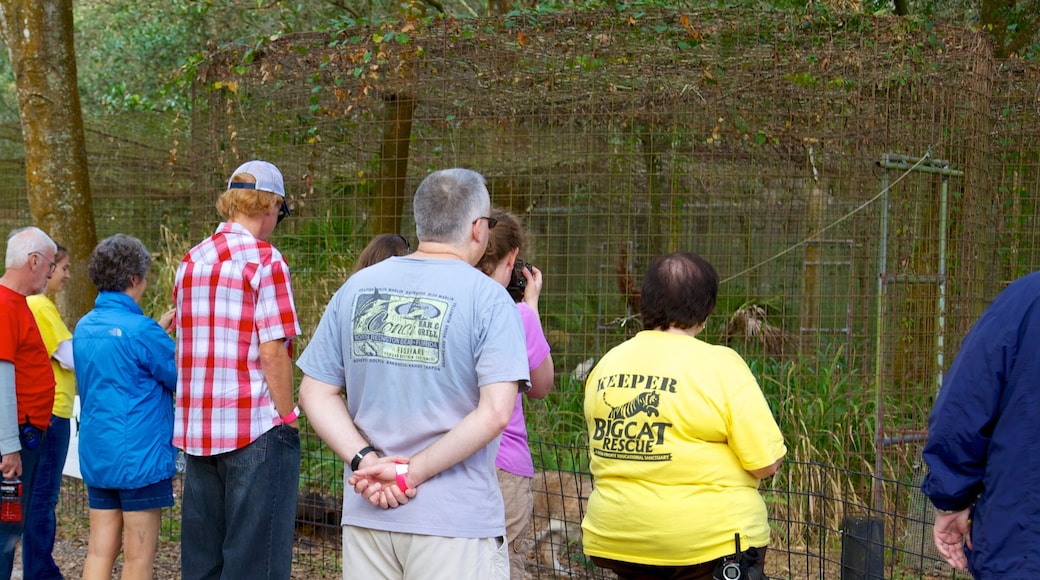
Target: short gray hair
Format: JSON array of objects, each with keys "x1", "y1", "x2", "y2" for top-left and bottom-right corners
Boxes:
[
  {"x1": 413, "y1": 168, "x2": 490, "y2": 245},
  {"x1": 87, "y1": 234, "x2": 152, "y2": 292},
  {"x1": 5, "y1": 227, "x2": 56, "y2": 269}
]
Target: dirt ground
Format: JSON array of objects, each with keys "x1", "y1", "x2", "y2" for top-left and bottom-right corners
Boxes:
[
  {"x1": 15, "y1": 509, "x2": 329, "y2": 579},
  {"x1": 12, "y1": 518, "x2": 181, "y2": 580}
]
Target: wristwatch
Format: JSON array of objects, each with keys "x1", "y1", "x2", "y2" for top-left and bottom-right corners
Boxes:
[{"x1": 351, "y1": 446, "x2": 377, "y2": 471}]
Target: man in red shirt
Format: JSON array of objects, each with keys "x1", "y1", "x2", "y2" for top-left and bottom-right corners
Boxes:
[
  {"x1": 173, "y1": 161, "x2": 301, "y2": 579},
  {"x1": 0, "y1": 226, "x2": 57, "y2": 578}
]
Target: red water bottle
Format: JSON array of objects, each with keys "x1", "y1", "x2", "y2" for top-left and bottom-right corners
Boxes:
[{"x1": 0, "y1": 478, "x2": 22, "y2": 523}]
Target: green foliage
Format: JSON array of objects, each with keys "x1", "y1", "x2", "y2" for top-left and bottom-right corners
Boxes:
[
  {"x1": 755, "y1": 348, "x2": 875, "y2": 470},
  {"x1": 299, "y1": 418, "x2": 345, "y2": 495},
  {"x1": 527, "y1": 375, "x2": 590, "y2": 469},
  {"x1": 71, "y1": 0, "x2": 348, "y2": 114},
  {"x1": 755, "y1": 348, "x2": 881, "y2": 530}
]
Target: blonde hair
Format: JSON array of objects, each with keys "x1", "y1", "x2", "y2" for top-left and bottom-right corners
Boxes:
[{"x1": 216, "y1": 175, "x2": 283, "y2": 219}]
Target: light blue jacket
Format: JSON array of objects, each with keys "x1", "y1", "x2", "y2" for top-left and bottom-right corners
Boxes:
[{"x1": 73, "y1": 291, "x2": 177, "y2": 489}]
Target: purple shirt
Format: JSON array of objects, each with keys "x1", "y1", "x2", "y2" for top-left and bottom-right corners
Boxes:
[{"x1": 495, "y1": 301, "x2": 551, "y2": 478}]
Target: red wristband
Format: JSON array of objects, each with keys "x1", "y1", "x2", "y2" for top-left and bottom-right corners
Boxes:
[{"x1": 394, "y1": 462, "x2": 409, "y2": 492}]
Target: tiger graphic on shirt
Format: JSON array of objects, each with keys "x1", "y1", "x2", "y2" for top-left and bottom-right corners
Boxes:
[
  {"x1": 591, "y1": 390, "x2": 672, "y2": 462},
  {"x1": 604, "y1": 391, "x2": 660, "y2": 420}
]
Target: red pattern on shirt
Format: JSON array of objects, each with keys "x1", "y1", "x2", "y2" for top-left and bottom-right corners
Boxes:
[{"x1": 173, "y1": 222, "x2": 300, "y2": 455}]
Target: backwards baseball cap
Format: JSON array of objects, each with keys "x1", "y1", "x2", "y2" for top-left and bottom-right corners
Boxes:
[{"x1": 227, "y1": 160, "x2": 291, "y2": 222}]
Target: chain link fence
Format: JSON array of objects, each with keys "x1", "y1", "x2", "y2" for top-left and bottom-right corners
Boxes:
[{"x1": 2, "y1": 6, "x2": 1038, "y2": 578}]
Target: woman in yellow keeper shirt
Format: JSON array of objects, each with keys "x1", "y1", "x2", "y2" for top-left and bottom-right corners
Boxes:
[{"x1": 582, "y1": 252, "x2": 786, "y2": 580}]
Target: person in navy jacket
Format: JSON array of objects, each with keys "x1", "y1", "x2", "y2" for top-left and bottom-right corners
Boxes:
[
  {"x1": 922, "y1": 270, "x2": 1040, "y2": 578},
  {"x1": 73, "y1": 234, "x2": 176, "y2": 580}
]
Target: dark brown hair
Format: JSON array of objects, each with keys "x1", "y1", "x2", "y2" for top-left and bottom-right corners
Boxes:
[
  {"x1": 352, "y1": 233, "x2": 410, "y2": 274},
  {"x1": 639, "y1": 252, "x2": 718, "y2": 331},
  {"x1": 476, "y1": 208, "x2": 525, "y2": 276}
]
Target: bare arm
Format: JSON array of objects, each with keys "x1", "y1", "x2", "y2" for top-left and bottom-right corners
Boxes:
[
  {"x1": 260, "y1": 339, "x2": 297, "y2": 428},
  {"x1": 407, "y1": 380, "x2": 516, "y2": 486},
  {"x1": 300, "y1": 374, "x2": 413, "y2": 508},
  {"x1": 748, "y1": 458, "x2": 782, "y2": 479},
  {"x1": 527, "y1": 355, "x2": 555, "y2": 400},
  {"x1": 521, "y1": 265, "x2": 544, "y2": 315},
  {"x1": 520, "y1": 265, "x2": 554, "y2": 399},
  {"x1": 299, "y1": 375, "x2": 371, "y2": 464},
  {"x1": 356, "y1": 380, "x2": 518, "y2": 491}
]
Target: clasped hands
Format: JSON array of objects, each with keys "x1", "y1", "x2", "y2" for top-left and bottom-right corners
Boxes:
[{"x1": 349, "y1": 455, "x2": 417, "y2": 510}]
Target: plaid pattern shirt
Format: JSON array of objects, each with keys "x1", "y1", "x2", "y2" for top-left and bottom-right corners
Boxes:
[{"x1": 173, "y1": 222, "x2": 300, "y2": 456}]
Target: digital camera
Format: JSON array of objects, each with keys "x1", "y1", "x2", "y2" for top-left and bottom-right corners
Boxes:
[{"x1": 507, "y1": 259, "x2": 534, "y2": 302}]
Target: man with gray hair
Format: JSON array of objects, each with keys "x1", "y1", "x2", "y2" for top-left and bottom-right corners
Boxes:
[
  {"x1": 0, "y1": 226, "x2": 57, "y2": 578},
  {"x1": 299, "y1": 168, "x2": 530, "y2": 579}
]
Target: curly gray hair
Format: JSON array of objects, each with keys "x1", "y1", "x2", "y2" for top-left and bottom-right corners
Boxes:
[{"x1": 87, "y1": 234, "x2": 152, "y2": 292}]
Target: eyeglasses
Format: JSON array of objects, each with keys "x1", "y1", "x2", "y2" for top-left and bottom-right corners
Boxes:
[
  {"x1": 473, "y1": 216, "x2": 498, "y2": 229},
  {"x1": 277, "y1": 200, "x2": 291, "y2": 224},
  {"x1": 29, "y1": 252, "x2": 56, "y2": 274}
]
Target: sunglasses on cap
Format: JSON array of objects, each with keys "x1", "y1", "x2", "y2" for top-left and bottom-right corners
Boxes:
[{"x1": 229, "y1": 181, "x2": 291, "y2": 224}]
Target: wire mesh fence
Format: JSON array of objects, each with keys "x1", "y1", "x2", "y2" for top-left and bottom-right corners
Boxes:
[
  {"x1": 55, "y1": 442, "x2": 968, "y2": 579},
  {"x1": 2, "y1": 5, "x2": 1039, "y2": 579}
]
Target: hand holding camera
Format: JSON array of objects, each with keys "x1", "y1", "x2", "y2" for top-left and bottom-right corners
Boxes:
[{"x1": 507, "y1": 259, "x2": 543, "y2": 310}]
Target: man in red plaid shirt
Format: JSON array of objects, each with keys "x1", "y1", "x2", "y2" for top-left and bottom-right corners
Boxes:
[{"x1": 173, "y1": 160, "x2": 302, "y2": 579}]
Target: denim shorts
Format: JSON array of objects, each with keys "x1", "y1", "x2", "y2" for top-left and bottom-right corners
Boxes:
[{"x1": 87, "y1": 479, "x2": 174, "y2": 512}]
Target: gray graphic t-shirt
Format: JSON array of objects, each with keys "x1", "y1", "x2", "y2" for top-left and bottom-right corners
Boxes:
[{"x1": 298, "y1": 256, "x2": 529, "y2": 538}]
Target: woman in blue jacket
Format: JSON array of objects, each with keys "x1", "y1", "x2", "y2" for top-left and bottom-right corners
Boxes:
[{"x1": 73, "y1": 234, "x2": 176, "y2": 580}]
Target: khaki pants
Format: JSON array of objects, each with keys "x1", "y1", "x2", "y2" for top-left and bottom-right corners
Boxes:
[
  {"x1": 343, "y1": 524, "x2": 509, "y2": 580},
  {"x1": 497, "y1": 468, "x2": 534, "y2": 580}
]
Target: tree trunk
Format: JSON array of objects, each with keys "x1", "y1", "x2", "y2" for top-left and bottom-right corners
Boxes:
[
  {"x1": 0, "y1": 0, "x2": 97, "y2": 323},
  {"x1": 371, "y1": 0, "x2": 425, "y2": 237},
  {"x1": 638, "y1": 123, "x2": 674, "y2": 256},
  {"x1": 372, "y1": 94, "x2": 416, "y2": 236}
]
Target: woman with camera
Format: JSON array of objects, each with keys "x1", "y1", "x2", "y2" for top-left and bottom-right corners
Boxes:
[
  {"x1": 476, "y1": 209, "x2": 555, "y2": 580},
  {"x1": 581, "y1": 252, "x2": 786, "y2": 580}
]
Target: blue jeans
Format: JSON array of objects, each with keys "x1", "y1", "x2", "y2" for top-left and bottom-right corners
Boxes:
[
  {"x1": 180, "y1": 425, "x2": 301, "y2": 580},
  {"x1": 0, "y1": 426, "x2": 46, "y2": 580},
  {"x1": 22, "y1": 415, "x2": 70, "y2": 580}
]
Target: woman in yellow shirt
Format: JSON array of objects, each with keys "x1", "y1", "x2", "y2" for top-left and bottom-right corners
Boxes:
[{"x1": 582, "y1": 252, "x2": 786, "y2": 580}]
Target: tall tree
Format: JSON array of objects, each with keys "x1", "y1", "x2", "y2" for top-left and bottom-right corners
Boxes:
[{"x1": 0, "y1": 0, "x2": 98, "y2": 321}]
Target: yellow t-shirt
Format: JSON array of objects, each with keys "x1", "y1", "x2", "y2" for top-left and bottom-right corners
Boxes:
[
  {"x1": 27, "y1": 294, "x2": 76, "y2": 419},
  {"x1": 582, "y1": 330, "x2": 787, "y2": 566}
]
